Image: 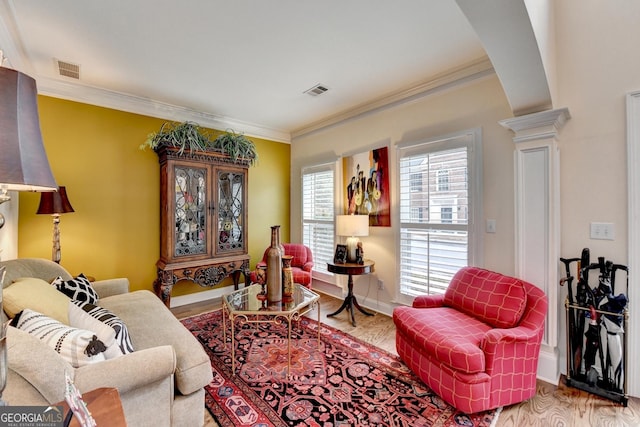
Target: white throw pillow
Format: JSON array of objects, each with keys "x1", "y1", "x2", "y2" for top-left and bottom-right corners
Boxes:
[
  {"x1": 12, "y1": 308, "x2": 106, "y2": 367},
  {"x1": 68, "y1": 302, "x2": 123, "y2": 360},
  {"x1": 71, "y1": 301, "x2": 134, "y2": 354}
]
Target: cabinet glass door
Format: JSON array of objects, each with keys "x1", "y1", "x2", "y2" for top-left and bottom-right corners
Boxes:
[
  {"x1": 217, "y1": 171, "x2": 244, "y2": 253},
  {"x1": 174, "y1": 165, "x2": 207, "y2": 257}
]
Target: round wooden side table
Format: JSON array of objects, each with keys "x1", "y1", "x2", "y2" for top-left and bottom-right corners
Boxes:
[{"x1": 326, "y1": 259, "x2": 375, "y2": 326}]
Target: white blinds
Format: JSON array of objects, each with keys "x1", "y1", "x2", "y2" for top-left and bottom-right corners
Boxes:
[
  {"x1": 302, "y1": 166, "x2": 335, "y2": 275},
  {"x1": 399, "y1": 145, "x2": 469, "y2": 296}
]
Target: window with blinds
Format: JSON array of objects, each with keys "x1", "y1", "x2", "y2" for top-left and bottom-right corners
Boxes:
[
  {"x1": 302, "y1": 165, "x2": 335, "y2": 277},
  {"x1": 398, "y1": 131, "x2": 480, "y2": 298}
]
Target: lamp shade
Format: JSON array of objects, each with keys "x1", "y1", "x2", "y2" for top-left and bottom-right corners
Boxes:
[
  {"x1": 0, "y1": 67, "x2": 57, "y2": 192},
  {"x1": 336, "y1": 214, "x2": 369, "y2": 237},
  {"x1": 37, "y1": 186, "x2": 74, "y2": 215}
]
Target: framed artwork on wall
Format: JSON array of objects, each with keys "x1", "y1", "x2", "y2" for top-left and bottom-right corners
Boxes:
[{"x1": 343, "y1": 146, "x2": 390, "y2": 226}]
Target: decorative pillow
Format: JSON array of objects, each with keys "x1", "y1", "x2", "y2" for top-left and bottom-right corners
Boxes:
[
  {"x1": 51, "y1": 274, "x2": 99, "y2": 304},
  {"x1": 72, "y1": 301, "x2": 134, "y2": 354},
  {"x1": 12, "y1": 308, "x2": 107, "y2": 368},
  {"x1": 3, "y1": 277, "x2": 71, "y2": 323},
  {"x1": 68, "y1": 302, "x2": 123, "y2": 360}
]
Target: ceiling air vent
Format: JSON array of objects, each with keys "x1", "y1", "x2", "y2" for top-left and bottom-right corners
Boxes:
[
  {"x1": 56, "y1": 59, "x2": 80, "y2": 79},
  {"x1": 304, "y1": 84, "x2": 329, "y2": 97}
]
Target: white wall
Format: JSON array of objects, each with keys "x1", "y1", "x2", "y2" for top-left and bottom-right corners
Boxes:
[
  {"x1": 554, "y1": 0, "x2": 640, "y2": 396},
  {"x1": 556, "y1": 2, "x2": 639, "y2": 263},
  {"x1": 291, "y1": 74, "x2": 516, "y2": 309}
]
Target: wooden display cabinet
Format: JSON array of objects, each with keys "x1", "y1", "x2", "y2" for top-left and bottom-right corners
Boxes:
[{"x1": 154, "y1": 147, "x2": 250, "y2": 307}]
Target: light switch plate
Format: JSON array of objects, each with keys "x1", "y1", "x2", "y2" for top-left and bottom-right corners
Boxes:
[{"x1": 590, "y1": 222, "x2": 615, "y2": 240}]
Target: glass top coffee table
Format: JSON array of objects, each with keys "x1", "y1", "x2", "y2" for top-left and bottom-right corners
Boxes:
[{"x1": 222, "y1": 283, "x2": 321, "y2": 376}]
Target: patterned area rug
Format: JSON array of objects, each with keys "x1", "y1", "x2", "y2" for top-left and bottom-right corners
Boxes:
[
  {"x1": 181, "y1": 310, "x2": 500, "y2": 427},
  {"x1": 241, "y1": 337, "x2": 327, "y2": 384}
]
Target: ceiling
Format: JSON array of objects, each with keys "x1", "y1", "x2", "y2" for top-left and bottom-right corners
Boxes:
[{"x1": 0, "y1": 0, "x2": 491, "y2": 142}]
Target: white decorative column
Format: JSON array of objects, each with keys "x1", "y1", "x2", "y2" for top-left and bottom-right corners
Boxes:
[
  {"x1": 500, "y1": 108, "x2": 570, "y2": 385},
  {"x1": 626, "y1": 91, "x2": 640, "y2": 397}
]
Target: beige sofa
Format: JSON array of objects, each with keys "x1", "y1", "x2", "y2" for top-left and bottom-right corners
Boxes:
[{"x1": 0, "y1": 258, "x2": 213, "y2": 427}]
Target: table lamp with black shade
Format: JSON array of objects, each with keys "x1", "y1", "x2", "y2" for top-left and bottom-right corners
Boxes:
[
  {"x1": 37, "y1": 186, "x2": 74, "y2": 264},
  {"x1": 0, "y1": 65, "x2": 58, "y2": 405}
]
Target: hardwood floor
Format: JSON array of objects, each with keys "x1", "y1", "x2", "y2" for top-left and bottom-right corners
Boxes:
[{"x1": 172, "y1": 292, "x2": 640, "y2": 427}]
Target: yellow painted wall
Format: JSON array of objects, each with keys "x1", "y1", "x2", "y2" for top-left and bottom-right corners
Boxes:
[{"x1": 18, "y1": 96, "x2": 290, "y2": 296}]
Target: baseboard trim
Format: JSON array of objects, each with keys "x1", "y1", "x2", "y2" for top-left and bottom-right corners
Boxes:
[{"x1": 537, "y1": 344, "x2": 560, "y2": 385}]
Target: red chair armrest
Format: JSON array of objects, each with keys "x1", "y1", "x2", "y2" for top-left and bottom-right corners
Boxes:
[
  {"x1": 482, "y1": 326, "x2": 540, "y2": 347},
  {"x1": 303, "y1": 262, "x2": 314, "y2": 272},
  {"x1": 480, "y1": 326, "x2": 544, "y2": 374},
  {"x1": 412, "y1": 294, "x2": 445, "y2": 308}
]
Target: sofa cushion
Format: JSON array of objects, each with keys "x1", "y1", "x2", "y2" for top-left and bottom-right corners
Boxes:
[
  {"x1": 12, "y1": 308, "x2": 107, "y2": 367},
  {"x1": 393, "y1": 306, "x2": 492, "y2": 374},
  {"x1": 72, "y1": 301, "x2": 134, "y2": 355},
  {"x1": 52, "y1": 274, "x2": 99, "y2": 304},
  {"x1": 3, "y1": 277, "x2": 71, "y2": 323},
  {"x1": 444, "y1": 267, "x2": 527, "y2": 328},
  {"x1": 99, "y1": 290, "x2": 212, "y2": 395}
]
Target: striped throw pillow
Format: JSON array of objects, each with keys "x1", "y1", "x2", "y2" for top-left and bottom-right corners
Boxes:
[
  {"x1": 71, "y1": 301, "x2": 134, "y2": 354},
  {"x1": 12, "y1": 308, "x2": 107, "y2": 367}
]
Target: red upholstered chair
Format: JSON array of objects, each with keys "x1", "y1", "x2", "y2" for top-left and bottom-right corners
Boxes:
[
  {"x1": 393, "y1": 267, "x2": 548, "y2": 413},
  {"x1": 250, "y1": 243, "x2": 314, "y2": 288}
]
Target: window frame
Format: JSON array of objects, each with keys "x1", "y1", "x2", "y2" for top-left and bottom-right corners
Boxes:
[
  {"x1": 395, "y1": 128, "x2": 483, "y2": 306},
  {"x1": 301, "y1": 161, "x2": 338, "y2": 283}
]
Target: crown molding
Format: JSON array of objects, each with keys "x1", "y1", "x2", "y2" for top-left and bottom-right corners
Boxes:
[
  {"x1": 36, "y1": 76, "x2": 292, "y2": 143},
  {"x1": 291, "y1": 56, "x2": 495, "y2": 139}
]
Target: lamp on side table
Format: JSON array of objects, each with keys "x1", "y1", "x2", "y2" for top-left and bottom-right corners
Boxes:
[{"x1": 336, "y1": 214, "x2": 369, "y2": 263}]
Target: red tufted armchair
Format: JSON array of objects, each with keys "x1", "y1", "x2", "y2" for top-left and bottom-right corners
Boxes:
[
  {"x1": 250, "y1": 243, "x2": 314, "y2": 288},
  {"x1": 393, "y1": 267, "x2": 548, "y2": 413}
]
